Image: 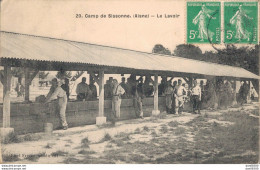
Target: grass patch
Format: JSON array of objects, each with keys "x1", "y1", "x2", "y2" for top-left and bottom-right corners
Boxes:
[
  {"x1": 193, "y1": 109, "x2": 259, "y2": 162},
  {"x1": 2, "y1": 132, "x2": 22, "y2": 144},
  {"x1": 143, "y1": 126, "x2": 150, "y2": 132},
  {"x1": 81, "y1": 137, "x2": 90, "y2": 148},
  {"x1": 25, "y1": 152, "x2": 46, "y2": 162},
  {"x1": 168, "y1": 121, "x2": 180, "y2": 127},
  {"x1": 44, "y1": 143, "x2": 53, "y2": 149},
  {"x1": 2, "y1": 154, "x2": 20, "y2": 162},
  {"x1": 78, "y1": 149, "x2": 96, "y2": 155},
  {"x1": 51, "y1": 150, "x2": 68, "y2": 157},
  {"x1": 174, "y1": 127, "x2": 186, "y2": 135},
  {"x1": 111, "y1": 139, "x2": 124, "y2": 147},
  {"x1": 97, "y1": 123, "x2": 115, "y2": 129},
  {"x1": 99, "y1": 133, "x2": 112, "y2": 143},
  {"x1": 151, "y1": 131, "x2": 158, "y2": 137},
  {"x1": 64, "y1": 155, "x2": 114, "y2": 164},
  {"x1": 251, "y1": 109, "x2": 259, "y2": 116},
  {"x1": 160, "y1": 126, "x2": 168, "y2": 134},
  {"x1": 115, "y1": 132, "x2": 128, "y2": 138},
  {"x1": 23, "y1": 134, "x2": 33, "y2": 141},
  {"x1": 104, "y1": 133, "x2": 112, "y2": 141},
  {"x1": 134, "y1": 128, "x2": 141, "y2": 134}
]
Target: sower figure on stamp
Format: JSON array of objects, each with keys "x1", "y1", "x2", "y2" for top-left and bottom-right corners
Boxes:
[
  {"x1": 191, "y1": 80, "x2": 202, "y2": 114},
  {"x1": 112, "y1": 79, "x2": 125, "y2": 120},
  {"x1": 192, "y1": 4, "x2": 216, "y2": 42},
  {"x1": 132, "y1": 77, "x2": 144, "y2": 119},
  {"x1": 174, "y1": 79, "x2": 187, "y2": 115},
  {"x1": 45, "y1": 78, "x2": 68, "y2": 130},
  {"x1": 230, "y1": 5, "x2": 253, "y2": 41},
  {"x1": 164, "y1": 81, "x2": 174, "y2": 114}
]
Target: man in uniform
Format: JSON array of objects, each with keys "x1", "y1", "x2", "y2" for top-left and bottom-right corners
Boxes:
[
  {"x1": 158, "y1": 77, "x2": 167, "y2": 96},
  {"x1": 46, "y1": 78, "x2": 58, "y2": 99},
  {"x1": 45, "y1": 78, "x2": 68, "y2": 130},
  {"x1": 89, "y1": 78, "x2": 97, "y2": 100},
  {"x1": 191, "y1": 80, "x2": 202, "y2": 114},
  {"x1": 174, "y1": 79, "x2": 187, "y2": 114},
  {"x1": 144, "y1": 75, "x2": 154, "y2": 97},
  {"x1": 76, "y1": 77, "x2": 91, "y2": 101},
  {"x1": 164, "y1": 81, "x2": 174, "y2": 114},
  {"x1": 112, "y1": 79, "x2": 125, "y2": 119},
  {"x1": 120, "y1": 77, "x2": 128, "y2": 99},
  {"x1": 104, "y1": 77, "x2": 113, "y2": 99},
  {"x1": 132, "y1": 78, "x2": 144, "y2": 118}
]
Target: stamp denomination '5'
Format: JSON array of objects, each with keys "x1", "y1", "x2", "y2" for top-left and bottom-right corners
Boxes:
[{"x1": 187, "y1": 2, "x2": 221, "y2": 44}]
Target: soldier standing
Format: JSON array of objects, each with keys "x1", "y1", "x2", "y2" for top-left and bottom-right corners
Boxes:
[
  {"x1": 164, "y1": 81, "x2": 174, "y2": 114},
  {"x1": 112, "y1": 79, "x2": 125, "y2": 119},
  {"x1": 174, "y1": 79, "x2": 187, "y2": 114},
  {"x1": 76, "y1": 77, "x2": 91, "y2": 101},
  {"x1": 89, "y1": 78, "x2": 97, "y2": 100},
  {"x1": 132, "y1": 78, "x2": 144, "y2": 119},
  {"x1": 45, "y1": 78, "x2": 68, "y2": 130},
  {"x1": 191, "y1": 81, "x2": 202, "y2": 114}
]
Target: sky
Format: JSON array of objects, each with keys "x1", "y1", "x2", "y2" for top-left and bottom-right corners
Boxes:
[{"x1": 0, "y1": 0, "x2": 222, "y2": 53}]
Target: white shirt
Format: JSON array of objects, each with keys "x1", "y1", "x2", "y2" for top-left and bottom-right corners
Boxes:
[
  {"x1": 113, "y1": 85, "x2": 125, "y2": 96},
  {"x1": 175, "y1": 85, "x2": 186, "y2": 96},
  {"x1": 192, "y1": 85, "x2": 201, "y2": 96},
  {"x1": 46, "y1": 86, "x2": 67, "y2": 102}
]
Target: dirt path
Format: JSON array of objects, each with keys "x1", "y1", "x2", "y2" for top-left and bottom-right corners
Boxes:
[{"x1": 2, "y1": 102, "x2": 259, "y2": 164}]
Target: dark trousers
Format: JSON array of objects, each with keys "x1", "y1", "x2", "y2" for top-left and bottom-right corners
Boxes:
[
  {"x1": 192, "y1": 95, "x2": 201, "y2": 113},
  {"x1": 77, "y1": 93, "x2": 87, "y2": 101},
  {"x1": 133, "y1": 97, "x2": 143, "y2": 117}
]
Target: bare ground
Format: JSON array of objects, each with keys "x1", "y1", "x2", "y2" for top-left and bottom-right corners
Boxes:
[{"x1": 1, "y1": 102, "x2": 259, "y2": 164}]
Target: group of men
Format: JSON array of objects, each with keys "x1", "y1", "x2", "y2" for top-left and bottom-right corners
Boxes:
[
  {"x1": 44, "y1": 74, "x2": 256, "y2": 130},
  {"x1": 76, "y1": 77, "x2": 97, "y2": 101},
  {"x1": 111, "y1": 75, "x2": 146, "y2": 121},
  {"x1": 163, "y1": 79, "x2": 202, "y2": 115},
  {"x1": 104, "y1": 75, "x2": 155, "y2": 99}
]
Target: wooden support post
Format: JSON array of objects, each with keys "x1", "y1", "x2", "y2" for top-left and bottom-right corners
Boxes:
[
  {"x1": 232, "y1": 80, "x2": 237, "y2": 106},
  {"x1": 96, "y1": 70, "x2": 106, "y2": 125},
  {"x1": 152, "y1": 74, "x2": 160, "y2": 116},
  {"x1": 1, "y1": 65, "x2": 14, "y2": 139},
  {"x1": 24, "y1": 68, "x2": 30, "y2": 102},
  {"x1": 247, "y1": 81, "x2": 252, "y2": 103}
]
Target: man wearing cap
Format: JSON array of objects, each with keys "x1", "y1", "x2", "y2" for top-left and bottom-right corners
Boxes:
[
  {"x1": 45, "y1": 78, "x2": 68, "y2": 130},
  {"x1": 112, "y1": 79, "x2": 125, "y2": 119},
  {"x1": 174, "y1": 79, "x2": 187, "y2": 114}
]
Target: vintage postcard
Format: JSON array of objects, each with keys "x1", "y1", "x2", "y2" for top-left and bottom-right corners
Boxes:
[{"x1": 0, "y1": 0, "x2": 259, "y2": 169}]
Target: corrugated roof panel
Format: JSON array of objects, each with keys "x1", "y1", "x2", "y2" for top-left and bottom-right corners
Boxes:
[{"x1": 0, "y1": 31, "x2": 259, "y2": 79}]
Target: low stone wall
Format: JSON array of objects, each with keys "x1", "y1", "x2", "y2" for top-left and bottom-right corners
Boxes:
[{"x1": 0, "y1": 97, "x2": 168, "y2": 135}]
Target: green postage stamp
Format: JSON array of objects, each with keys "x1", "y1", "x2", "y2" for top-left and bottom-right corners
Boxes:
[
  {"x1": 224, "y1": 2, "x2": 258, "y2": 44},
  {"x1": 187, "y1": 2, "x2": 221, "y2": 44}
]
